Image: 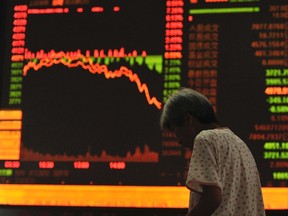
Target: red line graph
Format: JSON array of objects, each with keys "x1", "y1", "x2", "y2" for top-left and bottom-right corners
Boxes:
[{"x1": 23, "y1": 52, "x2": 162, "y2": 109}]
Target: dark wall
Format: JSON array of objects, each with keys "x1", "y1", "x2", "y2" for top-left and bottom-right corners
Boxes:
[{"x1": 0, "y1": 206, "x2": 287, "y2": 216}]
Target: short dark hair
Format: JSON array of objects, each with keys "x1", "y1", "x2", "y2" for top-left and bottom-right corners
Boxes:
[{"x1": 160, "y1": 88, "x2": 218, "y2": 130}]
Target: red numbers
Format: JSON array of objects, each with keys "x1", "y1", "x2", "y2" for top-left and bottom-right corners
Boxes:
[
  {"x1": 4, "y1": 161, "x2": 20, "y2": 168},
  {"x1": 74, "y1": 161, "x2": 90, "y2": 169},
  {"x1": 39, "y1": 161, "x2": 54, "y2": 169},
  {"x1": 109, "y1": 162, "x2": 126, "y2": 170}
]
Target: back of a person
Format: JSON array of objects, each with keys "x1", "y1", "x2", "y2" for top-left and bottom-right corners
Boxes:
[
  {"x1": 204, "y1": 128, "x2": 266, "y2": 216},
  {"x1": 160, "y1": 87, "x2": 266, "y2": 215}
]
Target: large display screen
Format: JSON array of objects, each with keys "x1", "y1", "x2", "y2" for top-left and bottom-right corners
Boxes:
[{"x1": 0, "y1": 0, "x2": 287, "y2": 209}]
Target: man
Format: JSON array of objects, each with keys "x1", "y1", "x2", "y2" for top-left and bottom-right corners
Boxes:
[{"x1": 160, "y1": 88, "x2": 266, "y2": 216}]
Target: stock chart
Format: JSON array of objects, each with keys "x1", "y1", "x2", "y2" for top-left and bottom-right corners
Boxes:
[{"x1": 0, "y1": 0, "x2": 287, "y2": 209}]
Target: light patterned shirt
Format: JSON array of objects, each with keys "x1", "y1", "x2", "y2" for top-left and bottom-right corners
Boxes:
[{"x1": 186, "y1": 128, "x2": 266, "y2": 216}]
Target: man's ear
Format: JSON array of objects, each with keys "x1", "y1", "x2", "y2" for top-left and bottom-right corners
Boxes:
[
  {"x1": 185, "y1": 113, "x2": 193, "y2": 124},
  {"x1": 185, "y1": 113, "x2": 197, "y2": 125}
]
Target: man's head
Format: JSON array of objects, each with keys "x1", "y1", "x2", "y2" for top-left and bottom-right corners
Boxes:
[
  {"x1": 160, "y1": 88, "x2": 218, "y2": 146},
  {"x1": 160, "y1": 88, "x2": 217, "y2": 130}
]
